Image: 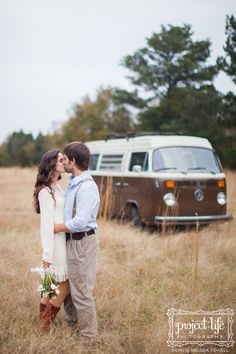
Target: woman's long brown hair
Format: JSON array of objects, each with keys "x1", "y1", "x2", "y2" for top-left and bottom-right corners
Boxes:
[{"x1": 33, "y1": 149, "x2": 62, "y2": 214}]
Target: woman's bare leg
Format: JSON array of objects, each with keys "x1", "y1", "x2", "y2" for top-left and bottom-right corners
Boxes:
[
  {"x1": 40, "y1": 295, "x2": 50, "y2": 305},
  {"x1": 50, "y1": 280, "x2": 70, "y2": 308}
]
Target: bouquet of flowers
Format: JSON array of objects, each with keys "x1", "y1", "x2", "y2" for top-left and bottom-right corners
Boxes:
[{"x1": 31, "y1": 267, "x2": 60, "y2": 298}]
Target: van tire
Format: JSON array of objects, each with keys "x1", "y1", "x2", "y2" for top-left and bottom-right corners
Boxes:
[
  {"x1": 130, "y1": 206, "x2": 141, "y2": 226},
  {"x1": 122, "y1": 204, "x2": 141, "y2": 227}
]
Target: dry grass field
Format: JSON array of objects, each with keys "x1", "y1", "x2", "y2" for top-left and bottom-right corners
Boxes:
[{"x1": 0, "y1": 168, "x2": 235, "y2": 354}]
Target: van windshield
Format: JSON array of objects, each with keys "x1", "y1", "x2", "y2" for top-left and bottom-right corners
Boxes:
[{"x1": 153, "y1": 147, "x2": 222, "y2": 174}]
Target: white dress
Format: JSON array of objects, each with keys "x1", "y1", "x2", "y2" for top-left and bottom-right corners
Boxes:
[{"x1": 38, "y1": 184, "x2": 68, "y2": 282}]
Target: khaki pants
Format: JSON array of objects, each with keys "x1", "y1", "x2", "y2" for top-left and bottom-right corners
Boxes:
[{"x1": 64, "y1": 233, "x2": 99, "y2": 338}]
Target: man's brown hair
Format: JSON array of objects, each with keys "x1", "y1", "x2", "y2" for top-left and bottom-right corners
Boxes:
[{"x1": 63, "y1": 142, "x2": 90, "y2": 170}]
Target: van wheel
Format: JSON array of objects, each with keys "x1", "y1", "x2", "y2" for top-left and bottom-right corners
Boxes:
[
  {"x1": 122, "y1": 205, "x2": 141, "y2": 226},
  {"x1": 130, "y1": 206, "x2": 141, "y2": 226}
]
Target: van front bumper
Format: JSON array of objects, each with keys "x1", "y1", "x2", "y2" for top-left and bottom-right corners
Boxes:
[{"x1": 154, "y1": 214, "x2": 232, "y2": 225}]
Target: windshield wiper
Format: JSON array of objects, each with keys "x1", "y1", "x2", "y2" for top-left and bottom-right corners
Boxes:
[
  {"x1": 188, "y1": 167, "x2": 207, "y2": 171},
  {"x1": 156, "y1": 167, "x2": 187, "y2": 174},
  {"x1": 188, "y1": 167, "x2": 216, "y2": 174},
  {"x1": 156, "y1": 167, "x2": 177, "y2": 171}
]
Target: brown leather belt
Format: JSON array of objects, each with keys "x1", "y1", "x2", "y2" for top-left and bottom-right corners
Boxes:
[{"x1": 66, "y1": 229, "x2": 95, "y2": 241}]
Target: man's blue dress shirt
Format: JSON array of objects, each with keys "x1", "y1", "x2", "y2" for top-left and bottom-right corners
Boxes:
[{"x1": 64, "y1": 170, "x2": 100, "y2": 232}]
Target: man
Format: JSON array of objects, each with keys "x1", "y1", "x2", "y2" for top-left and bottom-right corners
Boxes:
[{"x1": 54, "y1": 141, "x2": 100, "y2": 342}]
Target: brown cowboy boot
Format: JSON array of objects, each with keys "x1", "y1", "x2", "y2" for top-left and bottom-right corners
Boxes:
[
  {"x1": 39, "y1": 302, "x2": 47, "y2": 320},
  {"x1": 39, "y1": 302, "x2": 60, "y2": 330}
]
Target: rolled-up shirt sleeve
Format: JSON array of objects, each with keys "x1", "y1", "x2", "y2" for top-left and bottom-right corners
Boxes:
[
  {"x1": 65, "y1": 182, "x2": 99, "y2": 232},
  {"x1": 38, "y1": 188, "x2": 54, "y2": 263}
]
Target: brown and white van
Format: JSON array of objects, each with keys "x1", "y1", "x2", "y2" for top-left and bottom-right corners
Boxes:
[{"x1": 86, "y1": 134, "x2": 232, "y2": 226}]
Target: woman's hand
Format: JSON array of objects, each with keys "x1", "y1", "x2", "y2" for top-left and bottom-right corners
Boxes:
[
  {"x1": 41, "y1": 260, "x2": 51, "y2": 269},
  {"x1": 54, "y1": 223, "x2": 70, "y2": 233}
]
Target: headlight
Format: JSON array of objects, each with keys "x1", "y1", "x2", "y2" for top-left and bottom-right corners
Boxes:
[
  {"x1": 217, "y1": 192, "x2": 227, "y2": 205},
  {"x1": 163, "y1": 193, "x2": 176, "y2": 207}
]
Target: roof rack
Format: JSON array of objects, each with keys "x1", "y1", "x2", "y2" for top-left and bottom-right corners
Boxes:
[{"x1": 105, "y1": 131, "x2": 161, "y2": 141}]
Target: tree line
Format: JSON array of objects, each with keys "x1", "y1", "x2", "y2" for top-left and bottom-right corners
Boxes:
[{"x1": 0, "y1": 15, "x2": 235, "y2": 168}]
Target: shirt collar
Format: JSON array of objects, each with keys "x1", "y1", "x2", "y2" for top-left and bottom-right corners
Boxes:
[{"x1": 68, "y1": 170, "x2": 92, "y2": 187}]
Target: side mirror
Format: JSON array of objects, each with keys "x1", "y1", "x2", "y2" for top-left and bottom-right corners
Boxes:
[{"x1": 132, "y1": 165, "x2": 142, "y2": 173}]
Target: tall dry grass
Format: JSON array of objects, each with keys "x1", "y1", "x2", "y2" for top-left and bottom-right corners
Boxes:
[{"x1": 0, "y1": 168, "x2": 235, "y2": 353}]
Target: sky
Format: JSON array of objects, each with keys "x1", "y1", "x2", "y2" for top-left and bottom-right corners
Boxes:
[{"x1": 0, "y1": 0, "x2": 235, "y2": 143}]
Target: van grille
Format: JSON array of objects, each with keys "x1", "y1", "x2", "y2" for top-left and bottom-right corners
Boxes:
[{"x1": 176, "y1": 180, "x2": 217, "y2": 188}]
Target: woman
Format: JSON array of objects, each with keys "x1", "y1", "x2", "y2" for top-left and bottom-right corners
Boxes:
[{"x1": 33, "y1": 149, "x2": 70, "y2": 329}]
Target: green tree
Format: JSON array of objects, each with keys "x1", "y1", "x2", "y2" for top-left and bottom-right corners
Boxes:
[
  {"x1": 218, "y1": 15, "x2": 236, "y2": 84},
  {"x1": 217, "y1": 15, "x2": 236, "y2": 168},
  {"x1": 0, "y1": 143, "x2": 11, "y2": 166},
  {"x1": 0, "y1": 131, "x2": 60, "y2": 166},
  {"x1": 118, "y1": 24, "x2": 218, "y2": 105},
  {"x1": 60, "y1": 87, "x2": 133, "y2": 143},
  {"x1": 6, "y1": 130, "x2": 35, "y2": 166},
  {"x1": 138, "y1": 85, "x2": 221, "y2": 136},
  {"x1": 114, "y1": 24, "x2": 221, "y2": 145},
  {"x1": 33, "y1": 132, "x2": 54, "y2": 164}
]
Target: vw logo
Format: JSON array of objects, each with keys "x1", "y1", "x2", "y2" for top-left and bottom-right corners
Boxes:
[{"x1": 194, "y1": 189, "x2": 204, "y2": 201}]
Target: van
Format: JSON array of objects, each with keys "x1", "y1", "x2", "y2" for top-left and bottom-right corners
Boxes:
[{"x1": 86, "y1": 134, "x2": 232, "y2": 226}]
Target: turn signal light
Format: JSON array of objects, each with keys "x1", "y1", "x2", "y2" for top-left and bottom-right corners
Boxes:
[
  {"x1": 165, "y1": 180, "x2": 175, "y2": 188},
  {"x1": 218, "y1": 180, "x2": 225, "y2": 188}
]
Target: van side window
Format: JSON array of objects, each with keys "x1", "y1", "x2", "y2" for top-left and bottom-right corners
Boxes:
[
  {"x1": 99, "y1": 154, "x2": 123, "y2": 171},
  {"x1": 129, "y1": 152, "x2": 148, "y2": 171},
  {"x1": 89, "y1": 154, "x2": 99, "y2": 170}
]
